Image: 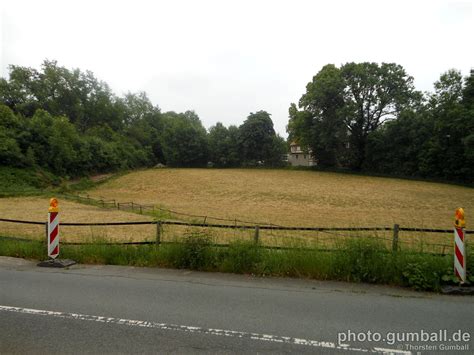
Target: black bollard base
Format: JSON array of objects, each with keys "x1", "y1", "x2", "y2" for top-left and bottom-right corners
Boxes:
[
  {"x1": 37, "y1": 259, "x2": 76, "y2": 268},
  {"x1": 441, "y1": 285, "x2": 474, "y2": 295}
]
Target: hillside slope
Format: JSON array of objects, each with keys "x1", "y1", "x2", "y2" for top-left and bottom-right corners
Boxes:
[{"x1": 87, "y1": 169, "x2": 474, "y2": 228}]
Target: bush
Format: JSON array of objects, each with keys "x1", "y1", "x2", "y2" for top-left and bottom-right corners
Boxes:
[
  {"x1": 0, "y1": 166, "x2": 58, "y2": 196},
  {"x1": 333, "y1": 238, "x2": 389, "y2": 283},
  {"x1": 220, "y1": 241, "x2": 262, "y2": 273},
  {"x1": 402, "y1": 262, "x2": 441, "y2": 291},
  {"x1": 161, "y1": 232, "x2": 215, "y2": 271}
]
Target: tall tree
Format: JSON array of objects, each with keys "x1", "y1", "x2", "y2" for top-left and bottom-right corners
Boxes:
[
  {"x1": 419, "y1": 69, "x2": 473, "y2": 181},
  {"x1": 0, "y1": 60, "x2": 121, "y2": 131},
  {"x1": 341, "y1": 62, "x2": 417, "y2": 169},
  {"x1": 364, "y1": 69, "x2": 473, "y2": 183},
  {"x1": 461, "y1": 69, "x2": 474, "y2": 174},
  {"x1": 0, "y1": 104, "x2": 26, "y2": 166},
  {"x1": 160, "y1": 111, "x2": 208, "y2": 167},
  {"x1": 238, "y1": 111, "x2": 282, "y2": 166},
  {"x1": 288, "y1": 64, "x2": 347, "y2": 167},
  {"x1": 208, "y1": 122, "x2": 235, "y2": 167},
  {"x1": 289, "y1": 62, "x2": 418, "y2": 169}
]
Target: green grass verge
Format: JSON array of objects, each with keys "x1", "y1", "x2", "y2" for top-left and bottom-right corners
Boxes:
[
  {"x1": 0, "y1": 167, "x2": 60, "y2": 197},
  {"x1": 2, "y1": 235, "x2": 472, "y2": 292},
  {"x1": 0, "y1": 166, "x2": 120, "y2": 197}
]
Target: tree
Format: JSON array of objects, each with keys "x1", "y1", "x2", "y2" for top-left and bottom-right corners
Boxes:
[
  {"x1": 28, "y1": 110, "x2": 82, "y2": 175},
  {"x1": 119, "y1": 91, "x2": 164, "y2": 164},
  {"x1": 364, "y1": 69, "x2": 473, "y2": 183},
  {"x1": 461, "y1": 69, "x2": 474, "y2": 176},
  {"x1": 0, "y1": 60, "x2": 121, "y2": 132},
  {"x1": 160, "y1": 111, "x2": 208, "y2": 167},
  {"x1": 364, "y1": 108, "x2": 431, "y2": 175},
  {"x1": 0, "y1": 66, "x2": 41, "y2": 117},
  {"x1": 289, "y1": 62, "x2": 418, "y2": 169},
  {"x1": 238, "y1": 111, "x2": 282, "y2": 166},
  {"x1": 418, "y1": 70, "x2": 473, "y2": 181},
  {"x1": 226, "y1": 125, "x2": 242, "y2": 167},
  {"x1": 209, "y1": 122, "x2": 233, "y2": 167},
  {"x1": 266, "y1": 134, "x2": 288, "y2": 167},
  {"x1": 341, "y1": 62, "x2": 417, "y2": 169},
  {"x1": 0, "y1": 105, "x2": 25, "y2": 166},
  {"x1": 288, "y1": 64, "x2": 347, "y2": 167}
]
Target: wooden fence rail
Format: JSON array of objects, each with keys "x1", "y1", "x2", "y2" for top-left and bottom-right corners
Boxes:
[
  {"x1": 2, "y1": 217, "x2": 469, "y2": 233},
  {"x1": 1, "y1": 217, "x2": 471, "y2": 253},
  {"x1": 60, "y1": 193, "x2": 282, "y2": 226}
]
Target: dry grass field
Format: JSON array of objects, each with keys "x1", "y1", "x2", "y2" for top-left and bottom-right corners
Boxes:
[
  {"x1": 88, "y1": 168, "x2": 473, "y2": 229},
  {"x1": 1, "y1": 169, "x2": 472, "y2": 251},
  {"x1": 0, "y1": 197, "x2": 154, "y2": 243}
]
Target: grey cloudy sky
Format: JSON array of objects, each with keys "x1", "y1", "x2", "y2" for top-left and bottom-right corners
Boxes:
[{"x1": 1, "y1": 0, "x2": 473, "y2": 136}]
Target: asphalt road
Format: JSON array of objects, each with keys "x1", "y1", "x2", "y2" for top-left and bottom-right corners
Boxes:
[{"x1": 0, "y1": 256, "x2": 473, "y2": 354}]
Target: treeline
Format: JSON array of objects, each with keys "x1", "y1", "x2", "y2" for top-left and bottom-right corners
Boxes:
[
  {"x1": 288, "y1": 63, "x2": 474, "y2": 183},
  {"x1": 1, "y1": 60, "x2": 473, "y2": 184},
  {"x1": 0, "y1": 60, "x2": 286, "y2": 177}
]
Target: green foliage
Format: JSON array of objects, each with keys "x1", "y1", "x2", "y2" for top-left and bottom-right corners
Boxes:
[
  {"x1": 0, "y1": 235, "x2": 464, "y2": 292},
  {"x1": 220, "y1": 241, "x2": 262, "y2": 273},
  {"x1": 208, "y1": 123, "x2": 241, "y2": 167},
  {"x1": 160, "y1": 111, "x2": 209, "y2": 167},
  {"x1": 365, "y1": 69, "x2": 474, "y2": 183},
  {"x1": 0, "y1": 105, "x2": 26, "y2": 166},
  {"x1": 289, "y1": 64, "x2": 347, "y2": 167},
  {"x1": 259, "y1": 248, "x2": 334, "y2": 279},
  {"x1": 0, "y1": 61, "x2": 165, "y2": 177},
  {"x1": 333, "y1": 238, "x2": 389, "y2": 283},
  {"x1": 163, "y1": 232, "x2": 215, "y2": 270},
  {"x1": 0, "y1": 60, "x2": 122, "y2": 131},
  {"x1": 289, "y1": 62, "x2": 417, "y2": 170},
  {"x1": 2, "y1": 58, "x2": 471, "y2": 183},
  {"x1": 0, "y1": 239, "x2": 46, "y2": 259},
  {"x1": 290, "y1": 64, "x2": 473, "y2": 183},
  {"x1": 0, "y1": 167, "x2": 58, "y2": 196},
  {"x1": 402, "y1": 261, "x2": 445, "y2": 291},
  {"x1": 238, "y1": 111, "x2": 284, "y2": 166}
]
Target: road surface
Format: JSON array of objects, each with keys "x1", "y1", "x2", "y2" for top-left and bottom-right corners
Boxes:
[{"x1": 0, "y1": 256, "x2": 473, "y2": 354}]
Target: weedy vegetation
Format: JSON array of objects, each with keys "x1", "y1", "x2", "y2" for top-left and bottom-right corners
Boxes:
[{"x1": 1, "y1": 233, "x2": 472, "y2": 292}]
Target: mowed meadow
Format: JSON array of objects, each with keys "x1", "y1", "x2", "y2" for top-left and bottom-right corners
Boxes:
[
  {"x1": 0, "y1": 197, "x2": 154, "y2": 243},
  {"x1": 88, "y1": 169, "x2": 472, "y2": 229},
  {"x1": 1, "y1": 169, "x2": 472, "y2": 252}
]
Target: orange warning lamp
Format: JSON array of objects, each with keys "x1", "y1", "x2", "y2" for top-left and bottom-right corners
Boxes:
[
  {"x1": 454, "y1": 207, "x2": 465, "y2": 228},
  {"x1": 49, "y1": 198, "x2": 59, "y2": 213}
]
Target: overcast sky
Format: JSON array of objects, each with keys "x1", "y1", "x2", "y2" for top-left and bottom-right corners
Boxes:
[{"x1": 1, "y1": 0, "x2": 472, "y2": 136}]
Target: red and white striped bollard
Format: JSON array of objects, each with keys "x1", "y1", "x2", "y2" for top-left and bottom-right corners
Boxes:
[
  {"x1": 454, "y1": 208, "x2": 466, "y2": 284},
  {"x1": 48, "y1": 198, "x2": 60, "y2": 259}
]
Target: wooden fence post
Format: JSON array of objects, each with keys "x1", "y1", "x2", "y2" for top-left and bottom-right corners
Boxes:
[
  {"x1": 117, "y1": 202, "x2": 120, "y2": 210},
  {"x1": 254, "y1": 226, "x2": 259, "y2": 244},
  {"x1": 139, "y1": 205, "x2": 143, "y2": 214},
  {"x1": 156, "y1": 221, "x2": 162, "y2": 245},
  {"x1": 392, "y1": 224, "x2": 399, "y2": 253}
]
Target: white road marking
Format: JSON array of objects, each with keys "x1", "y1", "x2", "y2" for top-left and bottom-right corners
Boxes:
[{"x1": 0, "y1": 305, "x2": 410, "y2": 354}]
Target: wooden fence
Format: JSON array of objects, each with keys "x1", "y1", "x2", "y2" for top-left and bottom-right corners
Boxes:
[{"x1": 0, "y1": 217, "x2": 471, "y2": 255}]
